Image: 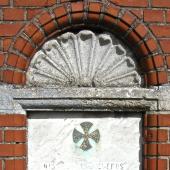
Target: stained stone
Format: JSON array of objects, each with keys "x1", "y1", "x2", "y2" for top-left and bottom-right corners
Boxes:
[
  {"x1": 28, "y1": 112, "x2": 142, "y2": 170},
  {"x1": 27, "y1": 30, "x2": 141, "y2": 87}
]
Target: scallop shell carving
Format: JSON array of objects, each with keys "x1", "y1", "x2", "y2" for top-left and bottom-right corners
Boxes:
[{"x1": 27, "y1": 30, "x2": 141, "y2": 87}]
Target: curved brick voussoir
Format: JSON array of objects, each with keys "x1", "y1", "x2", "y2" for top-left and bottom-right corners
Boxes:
[
  {"x1": 71, "y1": 2, "x2": 84, "y2": 24},
  {"x1": 38, "y1": 11, "x2": 57, "y2": 35},
  {"x1": 2, "y1": 69, "x2": 26, "y2": 85},
  {"x1": 23, "y1": 23, "x2": 46, "y2": 46},
  {"x1": 3, "y1": 1, "x2": 168, "y2": 86}
]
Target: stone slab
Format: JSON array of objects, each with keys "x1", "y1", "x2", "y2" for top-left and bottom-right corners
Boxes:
[{"x1": 28, "y1": 112, "x2": 142, "y2": 170}]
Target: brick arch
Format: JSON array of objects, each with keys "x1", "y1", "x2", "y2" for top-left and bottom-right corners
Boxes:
[{"x1": 2, "y1": 1, "x2": 168, "y2": 86}]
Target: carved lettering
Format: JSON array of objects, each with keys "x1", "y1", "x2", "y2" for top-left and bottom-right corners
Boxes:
[{"x1": 43, "y1": 161, "x2": 127, "y2": 170}]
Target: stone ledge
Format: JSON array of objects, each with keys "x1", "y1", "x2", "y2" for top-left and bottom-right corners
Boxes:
[
  {"x1": 0, "y1": 86, "x2": 162, "y2": 113},
  {"x1": 0, "y1": 86, "x2": 170, "y2": 113}
]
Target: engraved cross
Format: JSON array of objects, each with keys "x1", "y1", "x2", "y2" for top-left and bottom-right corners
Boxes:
[{"x1": 73, "y1": 122, "x2": 100, "y2": 151}]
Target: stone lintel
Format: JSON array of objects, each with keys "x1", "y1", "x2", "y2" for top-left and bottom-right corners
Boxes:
[{"x1": 0, "y1": 86, "x2": 165, "y2": 113}]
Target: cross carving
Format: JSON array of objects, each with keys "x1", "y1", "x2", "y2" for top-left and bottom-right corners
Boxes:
[{"x1": 73, "y1": 122, "x2": 100, "y2": 151}]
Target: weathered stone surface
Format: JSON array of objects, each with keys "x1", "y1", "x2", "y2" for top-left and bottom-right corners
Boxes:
[
  {"x1": 0, "y1": 88, "x2": 25, "y2": 114},
  {"x1": 157, "y1": 86, "x2": 170, "y2": 110},
  {"x1": 28, "y1": 112, "x2": 142, "y2": 170},
  {"x1": 1, "y1": 85, "x2": 170, "y2": 112},
  {"x1": 6, "y1": 87, "x2": 157, "y2": 99},
  {"x1": 0, "y1": 87, "x2": 157, "y2": 111},
  {"x1": 27, "y1": 30, "x2": 141, "y2": 87}
]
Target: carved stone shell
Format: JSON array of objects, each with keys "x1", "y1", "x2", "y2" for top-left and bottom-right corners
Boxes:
[{"x1": 27, "y1": 30, "x2": 141, "y2": 87}]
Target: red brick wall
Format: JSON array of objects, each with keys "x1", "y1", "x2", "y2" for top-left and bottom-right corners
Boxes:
[
  {"x1": 0, "y1": 114, "x2": 27, "y2": 170},
  {"x1": 144, "y1": 113, "x2": 170, "y2": 170},
  {"x1": 0, "y1": 1, "x2": 170, "y2": 170}
]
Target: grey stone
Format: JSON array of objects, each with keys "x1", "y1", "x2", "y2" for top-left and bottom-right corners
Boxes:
[
  {"x1": 0, "y1": 88, "x2": 25, "y2": 114},
  {"x1": 27, "y1": 30, "x2": 141, "y2": 87},
  {"x1": 0, "y1": 86, "x2": 164, "y2": 113}
]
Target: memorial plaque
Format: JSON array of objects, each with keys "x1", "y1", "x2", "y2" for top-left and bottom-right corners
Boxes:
[{"x1": 28, "y1": 112, "x2": 142, "y2": 170}]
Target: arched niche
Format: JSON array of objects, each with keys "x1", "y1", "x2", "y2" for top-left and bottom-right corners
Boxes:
[{"x1": 1, "y1": 1, "x2": 168, "y2": 86}]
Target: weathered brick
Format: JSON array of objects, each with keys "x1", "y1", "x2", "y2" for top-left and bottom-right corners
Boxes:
[
  {"x1": 166, "y1": 10, "x2": 170, "y2": 22},
  {"x1": 150, "y1": 25, "x2": 170, "y2": 38},
  {"x1": 160, "y1": 40, "x2": 170, "y2": 53},
  {"x1": 3, "y1": 70, "x2": 14, "y2": 83},
  {"x1": 27, "y1": 9, "x2": 42, "y2": 20},
  {"x1": 24, "y1": 23, "x2": 38, "y2": 38},
  {"x1": 57, "y1": 16, "x2": 69, "y2": 27},
  {"x1": 144, "y1": 158, "x2": 167, "y2": 170},
  {"x1": 145, "y1": 114, "x2": 170, "y2": 127},
  {"x1": 38, "y1": 12, "x2": 53, "y2": 25},
  {"x1": 88, "y1": 13, "x2": 100, "y2": 24},
  {"x1": 158, "y1": 114, "x2": 170, "y2": 126},
  {"x1": 13, "y1": 71, "x2": 26, "y2": 84},
  {"x1": 0, "y1": 114, "x2": 26, "y2": 127},
  {"x1": 32, "y1": 30, "x2": 44, "y2": 44},
  {"x1": 71, "y1": 2, "x2": 84, "y2": 13},
  {"x1": 158, "y1": 144, "x2": 170, "y2": 156},
  {"x1": 54, "y1": 6, "x2": 67, "y2": 18},
  {"x1": 89, "y1": 2, "x2": 102, "y2": 13},
  {"x1": 152, "y1": 0, "x2": 170, "y2": 7},
  {"x1": 147, "y1": 72, "x2": 159, "y2": 85},
  {"x1": 22, "y1": 42, "x2": 35, "y2": 57},
  {"x1": 105, "y1": 6, "x2": 120, "y2": 17},
  {"x1": 0, "y1": 160, "x2": 2, "y2": 170},
  {"x1": 102, "y1": 15, "x2": 117, "y2": 27},
  {"x1": 157, "y1": 71, "x2": 168, "y2": 84},
  {"x1": 14, "y1": 37, "x2": 27, "y2": 52},
  {"x1": 111, "y1": 0, "x2": 148, "y2": 7},
  {"x1": 126, "y1": 30, "x2": 141, "y2": 45},
  {"x1": 144, "y1": 129, "x2": 168, "y2": 142},
  {"x1": 130, "y1": 9, "x2": 143, "y2": 19},
  {"x1": 2, "y1": 38, "x2": 12, "y2": 51},
  {"x1": 153, "y1": 55, "x2": 165, "y2": 68},
  {"x1": 0, "y1": 54, "x2": 5, "y2": 67},
  {"x1": 43, "y1": 21, "x2": 57, "y2": 34},
  {"x1": 135, "y1": 23, "x2": 148, "y2": 38},
  {"x1": 0, "y1": 131, "x2": 3, "y2": 143},
  {"x1": 14, "y1": 0, "x2": 56, "y2": 6},
  {"x1": 141, "y1": 55, "x2": 164, "y2": 71},
  {"x1": 0, "y1": 24, "x2": 23, "y2": 36},
  {"x1": 5, "y1": 130, "x2": 26, "y2": 143},
  {"x1": 5, "y1": 160, "x2": 26, "y2": 170},
  {"x1": 0, "y1": 144, "x2": 26, "y2": 156},
  {"x1": 3, "y1": 8, "x2": 25, "y2": 21},
  {"x1": 144, "y1": 144, "x2": 157, "y2": 156},
  {"x1": 7, "y1": 54, "x2": 18, "y2": 67},
  {"x1": 166, "y1": 55, "x2": 170, "y2": 68},
  {"x1": 144, "y1": 10, "x2": 164, "y2": 22},
  {"x1": 121, "y1": 12, "x2": 136, "y2": 25},
  {"x1": 16, "y1": 57, "x2": 28, "y2": 70},
  {"x1": 0, "y1": 0, "x2": 9, "y2": 5}
]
